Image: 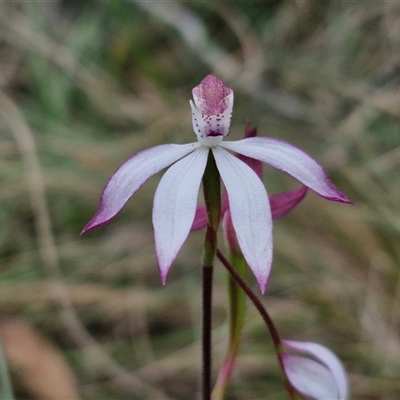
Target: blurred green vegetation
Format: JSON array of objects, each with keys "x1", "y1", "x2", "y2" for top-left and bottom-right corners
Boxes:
[{"x1": 0, "y1": 1, "x2": 400, "y2": 399}]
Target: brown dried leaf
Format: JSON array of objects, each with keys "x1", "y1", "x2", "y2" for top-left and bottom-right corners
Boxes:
[{"x1": 0, "y1": 319, "x2": 79, "y2": 400}]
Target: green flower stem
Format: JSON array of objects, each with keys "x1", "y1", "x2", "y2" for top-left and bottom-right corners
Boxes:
[
  {"x1": 212, "y1": 253, "x2": 246, "y2": 400},
  {"x1": 202, "y1": 151, "x2": 221, "y2": 239},
  {"x1": 201, "y1": 150, "x2": 221, "y2": 400},
  {"x1": 216, "y1": 249, "x2": 301, "y2": 400}
]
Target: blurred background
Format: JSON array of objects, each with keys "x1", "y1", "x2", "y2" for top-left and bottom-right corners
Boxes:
[{"x1": 0, "y1": 1, "x2": 399, "y2": 399}]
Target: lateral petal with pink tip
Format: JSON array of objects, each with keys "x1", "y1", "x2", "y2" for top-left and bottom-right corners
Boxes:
[
  {"x1": 153, "y1": 147, "x2": 209, "y2": 283},
  {"x1": 220, "y1": 138, "x2": 350, "y2": 203},
  {"x1": 82, "y1": 143, "x2": 201, "y2": 233},
  {"x1": 212, "y1": 147, "x2": 272, "y2": 292}
]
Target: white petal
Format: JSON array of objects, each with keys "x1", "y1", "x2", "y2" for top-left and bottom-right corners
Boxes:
[
  {"x1": 153, "y1": 146, "x2": 209, "y2": 283},
  {"x1": 283, "y1": 340, "x2": 348, "y2": 400},
  {"x1": 282, "y1": 354, "x2": 340, "y2": 400},
  {"x1": 220, "y1": 138, "x2": 350, "y2": 203},
  {"x1": 212, "y1": 147, "x2": 272, "y2": 292},
  {"x1": 83, "y1": 143, "x2": 201, "y2": 232}
]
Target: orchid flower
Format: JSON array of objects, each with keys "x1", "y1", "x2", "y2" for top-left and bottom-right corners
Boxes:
[
  {"x1": 281, "y1": 340, "x2": 348, "y2": 400},
  {"x1": 82, "y1": 74, "x2": 350, "y2": 292}
]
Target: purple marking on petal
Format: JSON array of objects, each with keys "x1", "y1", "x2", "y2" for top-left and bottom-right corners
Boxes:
[
  {"x1": 191, "y1": 205, "x2": 208, "y2": 231},
  {"x1": 191, "y1": 192, "x2": 229, "y2": 232},
  {"x1": 236, "y1": 122, "x2": 263, "y2": 178},
  {"x1": 236, "y1": 152, "x2": 263, "y2": 179},
  {"x1": 81, "y1": 142, "x2": 201, "y2": 234},
  {"x1": 221, "y1": 192, "x2": 229, "y2": 216},
  {"x1": 190, "y1": 99, "x2": 233, "y2": 141},
  {"x1": 270, "y1": 186, "x2": 307, "y2": 220},
  {"x1": 243, "y1": 122, "x2": 258, "y2": 139},
  {"x1": 192, "y1": 75, "x2": 233, "y2": 115},
  {"x1": 222, "y1": 208, "x2": 241, "y2": 255}
]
